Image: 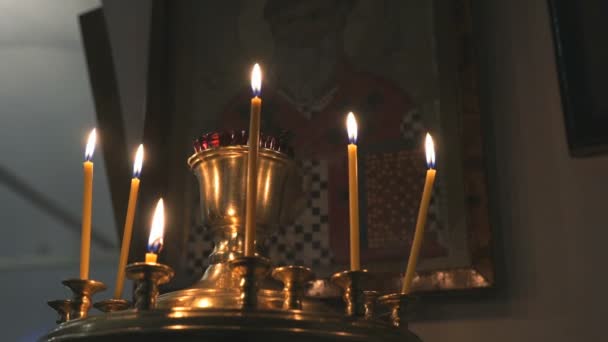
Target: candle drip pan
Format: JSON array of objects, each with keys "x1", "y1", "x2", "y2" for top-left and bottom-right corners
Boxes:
[{"x1": 41, "y1": 145, "x2": 421, "y2": 341}]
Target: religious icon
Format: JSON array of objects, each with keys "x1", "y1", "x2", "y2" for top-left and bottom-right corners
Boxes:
[{"x1": 87, "y1": 0, "x2": 494, "y2": 292}]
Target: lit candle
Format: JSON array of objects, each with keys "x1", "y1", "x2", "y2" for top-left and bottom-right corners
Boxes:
[
  {"x1": 346, "y1": 112, "x2": 360, "y2": 271},
  {"x1": 113, "y1": 144, "x2": 144, "y2": 299},
  {"x1": 244, "y1": 63, "x2": 262, "y2": 257},
  {"x1": 145, "y1": 198, "x2": 165, "y2": 264},
  {"x1": 401, "y1": 133, "x2": 437, "y2": 294},
  {"x1": 80, "y1": 128, "x2": 96, "y2": 279}
]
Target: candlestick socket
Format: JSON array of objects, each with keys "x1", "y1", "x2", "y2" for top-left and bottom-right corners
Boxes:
[
  {"x1": 93, "y1": 298, "x2": 132, "y2": 313},
  {"x1": 47, "y1": 299, "x2": 74, "y2": 324},
  {"x1": 363, "y1": 290, "x2": 381, "y2": 320},
  {"x1": 62, "y1": 278, "x2": 107, "y2": 319},
  {"x1": 229, "y1": 256, "x2": 271, "y2": 309},
  {"x1": 125, "y1": 262, "x2": 174, "y2": 310},
  {"x1": 330, "y1": 270, "x2": 370, "y2": 317},
  {"x1": 377, "y1": 293, "x2": 417, "y2": 328},
  {"x1": 272, "y1": 265, "x2": 315, "y2": 310}
]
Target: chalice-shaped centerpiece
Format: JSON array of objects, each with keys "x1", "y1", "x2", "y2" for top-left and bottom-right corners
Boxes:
[{"x1": 158, "y1": 131, "x2": 300, "y2": 309}]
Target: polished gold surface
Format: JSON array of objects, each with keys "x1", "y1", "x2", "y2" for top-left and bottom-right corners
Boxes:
[
  {"x1": 229, "y1": 256, "x2": 271, "y2": 309},
  {"x1": 158, "y1": 146, "x2": 297, "y2": 310},
  {"x1": 62, "y1": 278, "x2": 107, "y2": 319},
  {"x1": 42, "y1": 307, "x2": 421, "y2": 342},
  {"x1": 331, "y1": 270, "x2": 370, "y2": 317},
  {"x1": 363, "y1": 291, "x2": 380, "y2": 320},
  {"x1": 93, "y1": 299, "x2": 131, "y2": 313},
  {"x1": 272, "y1": 265, "x2": 315, "y2": 310},
  {"x1": 47, "y1": 299, "x2": 73, "y2": 324},
  {"x1": 377, "y1": 293, "x2": 417, "y2": 328},
  {"x1": 126, "y1": 262, "x2": 174, "y2": 310}
]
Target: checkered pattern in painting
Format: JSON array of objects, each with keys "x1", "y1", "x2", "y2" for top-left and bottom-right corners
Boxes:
[
  {"x1": 266, "y1": 159, "x2": 333, "y2": 268},
  {"x1": 400, "y1": 108, "x2": 425, "y2": 146},
  {"x1": 185, "y1": 224, "x2": 213, "y2": 277},
  {"x1": 185, "y1": 178, "x2": 214, "y2": 277}
]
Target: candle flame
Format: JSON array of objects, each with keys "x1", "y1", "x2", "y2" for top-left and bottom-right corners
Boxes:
[
  {"x1": 133, "y1": 144, "x2": 144, "y2": 178},
  {"x1": 147, "y1": 198, "x2": 164, "y2": 254},
  {"x1": 346, "y1": 112, "x2": 358, "y2": 144},
  {"x1": 84, "y1": 128, "x2": 97, "y2": 162},
  {"x1": 251, "y1": 63, "x2": 262, "y2": 96},
  {"x1": 425, "y1": 133, "x2": 436, "y2": 169}
]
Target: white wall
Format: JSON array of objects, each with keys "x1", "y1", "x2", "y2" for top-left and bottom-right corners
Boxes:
[{"x1": 411, "y1": 1, "x2": 608, "y2": 340}]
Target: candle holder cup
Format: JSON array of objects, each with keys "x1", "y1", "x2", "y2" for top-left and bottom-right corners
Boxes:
[
  {"x1": 272, "y1": 265, "x2": 315, "y2": 310},
  {"x1": 126, "y1": 262, "x2": 174, "y2": 310},
  {"x1": 363, "y1": 290, "x2": 381, "y2": 320},
  {"x1": 47, "y1": 299, "x2": 74, "y2": 324},
  {"x1": 229, "y1": 256, "x2": 271, "y2": 309},
  {"x1": 62, "y1": 278, "x2": 107, "y2": 319},
  {"x1": 377, "y1": 293, "x2": 417, "y2": 328},
  {"x1": 331, "y1": 270, "x2": 370, "y2": 318},
  {"x1": 94, "y1": 298, "x2": 132, "y2": 313}
]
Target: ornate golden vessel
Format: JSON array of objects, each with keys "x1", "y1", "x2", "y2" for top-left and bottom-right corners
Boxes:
[{"x1": 42, "y1": 144, "x2": 421, "y2": 342}]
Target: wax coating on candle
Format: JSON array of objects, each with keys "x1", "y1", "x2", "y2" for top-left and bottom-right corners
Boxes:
[
  {"x1": 245, "y1": 96, "x2": 261, "y2": 257},
  {"x1": 80, "y1": 161, "x2": 94, "y2": 279},
  {"x1": 348, "y1": 143, "x2": 360, "y2": 270},
  {"x1": 113, "y1": 177, "x2": 141, "y2": 298},
  {"x1": 145, "y1": 252, "x2": 158, "y2": 264},
  {"x1": 401, "y1": 168, "x2": 436, "y2": 294}
]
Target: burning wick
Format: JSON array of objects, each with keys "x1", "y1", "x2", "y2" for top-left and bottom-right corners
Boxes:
[{"x1": 146, "y1": 198, "x2": 165, "y2": 264}]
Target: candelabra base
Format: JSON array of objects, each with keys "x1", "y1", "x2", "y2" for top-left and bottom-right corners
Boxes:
[
  {"x1": 40, "y1": 307, "x2": 422, "y2": 342},
  {"x1": 94, "y1": 298, "x2": 132, "y2": 313}
]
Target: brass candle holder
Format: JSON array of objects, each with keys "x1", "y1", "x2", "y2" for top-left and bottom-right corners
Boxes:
[
  {"x1": 377, "y1": 293, "x2": 417, "y2": 328},
  {"x1": 229, "y1": 256, "x2": 271, "y2": 309},
  {"x1": 272, "y1": 265, "x2": 314, "y2": 310},
  {"x1": 125, "y1": 262, "x2": 174, "y2": 310},
  {"x1": 330, "y1": 270, "x2": 370, "y2": 318},
  {"x1": 47, "y1": 299, "x2": 74, "y2": 324},
  {"x1": 363, "y1": 290, "x2": 380, "y2": 320},
  {"x1": 62, "y1": 278, "x2": 107, "y2": 319},
  {"x1": 94, "y1": 298, "x2": 131, "y2": 313}
]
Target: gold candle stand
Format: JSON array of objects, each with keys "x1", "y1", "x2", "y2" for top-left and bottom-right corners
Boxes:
[
  {"x1": 272, "y1": 265, "x2": 314, "y2": 310},
  {"x1": 61, "y1": 278, "x2": 107, "y2": 320},
  {"x1": 377, "y1": 293, "x2": 417, "y2": 328},
  {"x1": 47, "y1": 299, "x2": 73, "y2": 324},
  {"x1": 229, "y1": 256, "x2": 271, "y2": 309},
  {"x1": 330, "y1": 270, "x2": 370, "y2": 318},
  {"x1": 125, "y1": 262, "x2": 174, "y2": 310},
  {"x1": 363, "y1": 290, "x2": 380, "y2": 320}
]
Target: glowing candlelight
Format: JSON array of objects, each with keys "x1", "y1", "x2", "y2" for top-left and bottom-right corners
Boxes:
[
  {"x1": 244, "y1": 63, "x2": 262, "y2": 257},
  {"x1": 346, "y1": 112, "x2": 360, "y2": 270},
  {"x1": 80, "y1": 128, "x2": 96, "y2": 279},
  {"x1": 401, "y1": 133, "x2": 437, "y2": 294},
  {"x1": 113, "y1": 144, "x2": 144, "y2": 298},
  {"x1": 146, "y1": 198, "x2": 165, "y2": 264},
  {"x1": 251, "y1": 63, "x2": 262, "y2": 96}
]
